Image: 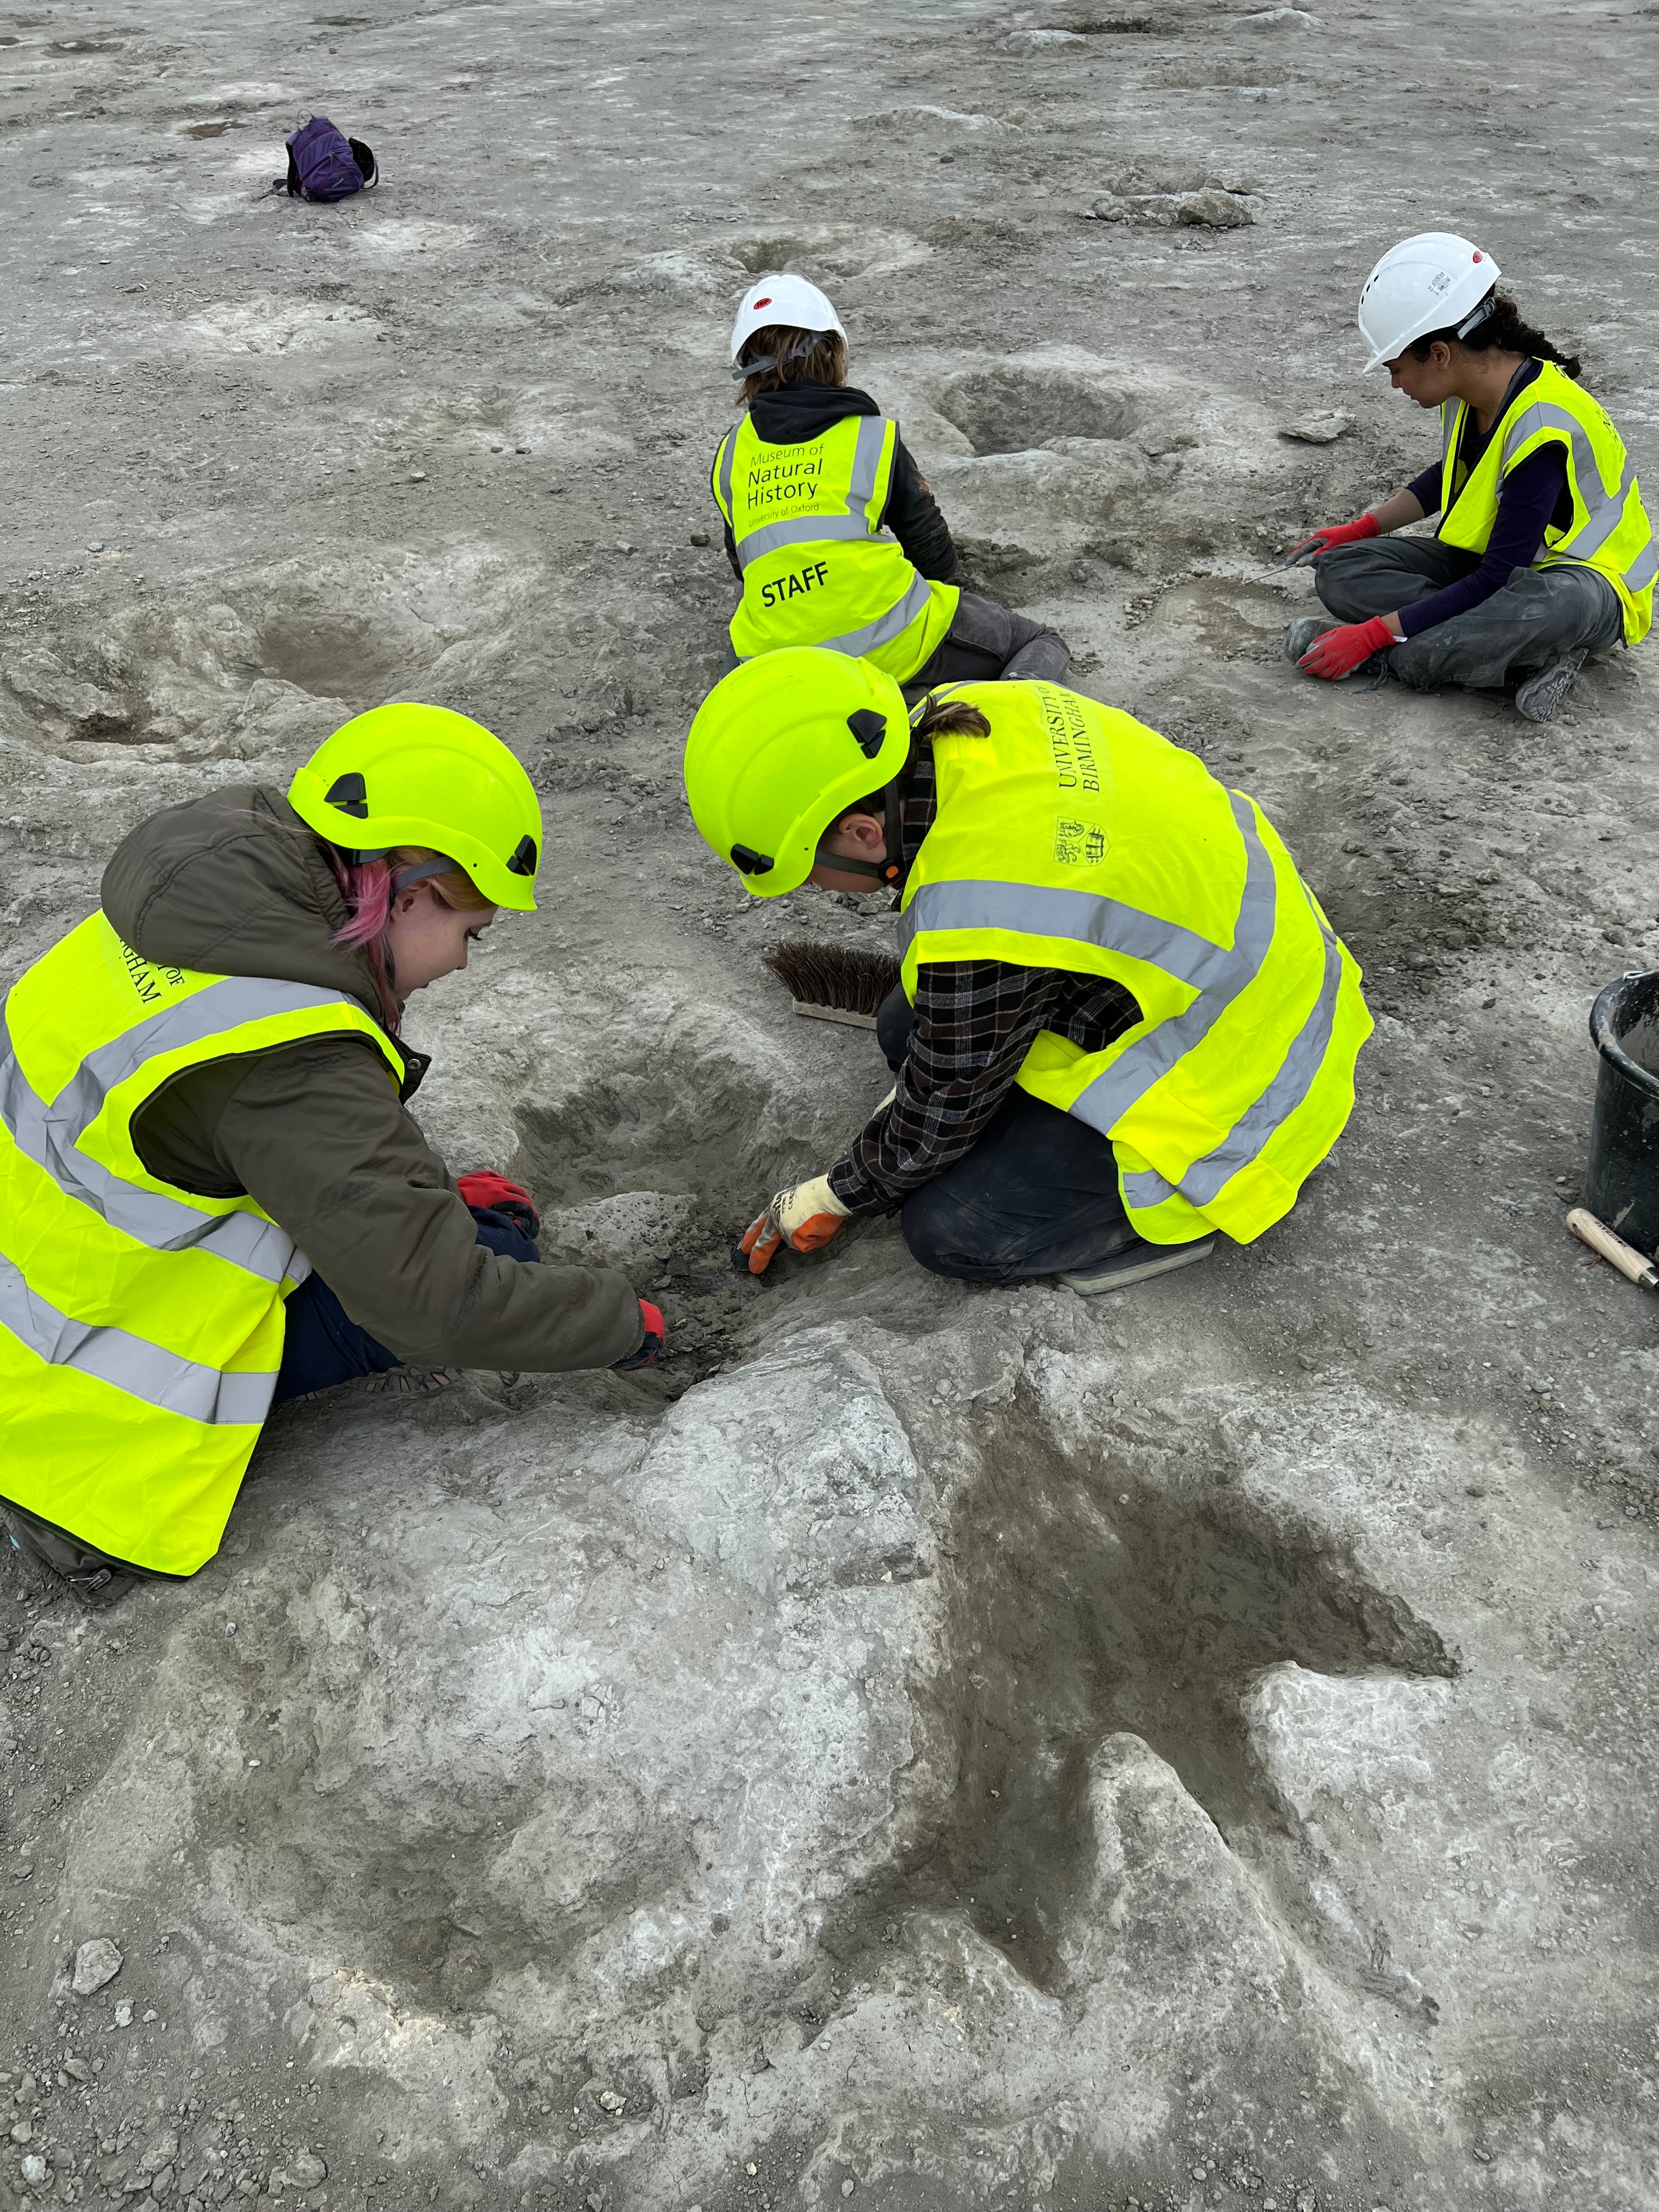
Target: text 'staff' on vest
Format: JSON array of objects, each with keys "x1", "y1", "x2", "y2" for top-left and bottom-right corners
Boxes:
[{"x1": 713, "y1": 411, "x2": 958, "y2": 677}]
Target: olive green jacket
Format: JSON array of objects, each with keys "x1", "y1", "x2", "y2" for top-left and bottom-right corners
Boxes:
[{"x1": 100, "y1": 786, "x2": 642, "y2": 1373}]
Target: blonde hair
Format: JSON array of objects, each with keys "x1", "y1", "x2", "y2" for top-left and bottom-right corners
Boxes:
[
  {"x1": 328, "y1": 844, "x2": 493, "y2": 1030},
  {"x1": 396, "y1": 846, "x2": 494, "y2": 913}
]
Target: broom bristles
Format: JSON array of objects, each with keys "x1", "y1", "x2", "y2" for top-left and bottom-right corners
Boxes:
[{"x1": 763, "y1": 941, "x2": 901, "y2": 1020}]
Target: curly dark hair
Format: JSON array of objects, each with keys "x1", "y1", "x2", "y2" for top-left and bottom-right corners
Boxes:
[{"x1": 1409, "y1": 290, "x2": 1582, "y2": 380}]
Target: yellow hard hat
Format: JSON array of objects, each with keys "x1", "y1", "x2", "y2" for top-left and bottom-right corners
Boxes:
[
  {"x1": 289, "y1": 702, "x2": 543, "y2": 911},
  {"x1": 682, "y1": 650, "x2": 911, "y2": 898}
]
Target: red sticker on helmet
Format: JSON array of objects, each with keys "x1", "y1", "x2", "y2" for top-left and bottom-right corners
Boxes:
[
  {"x1": 753, "y1": 296, "x2": 772, "y2": 309},
  {"x1": 1472, "y1": 251, "x2": 1483, "y2": 262}
]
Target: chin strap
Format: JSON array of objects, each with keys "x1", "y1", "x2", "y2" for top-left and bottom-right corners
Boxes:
[{"x1": 731, "y1": 331, "x2": 832, "y2": 383}]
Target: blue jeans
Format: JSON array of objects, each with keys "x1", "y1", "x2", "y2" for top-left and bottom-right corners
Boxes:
[
  {"x1": 272, "y1": 1207, "x2": 539, "y2": 1402},
  {"x1": 874, "y1": 990, "x2": 1136, "y2": 1283}
]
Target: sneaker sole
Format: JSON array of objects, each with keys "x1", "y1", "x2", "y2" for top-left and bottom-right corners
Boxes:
[
  {"x1": 1515, "y1": 654, "x2": 1584, "y2": 724},
  {"x1": 1283, "y1": 617, "x2": 1331, "y2": 664},
  {"x1": 1060, "y1": 1237, "x2": 1216, "y2": 1295}
]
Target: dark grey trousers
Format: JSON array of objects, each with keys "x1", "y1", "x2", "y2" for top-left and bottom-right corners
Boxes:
[
  {"x1": 901, "y1": 589, "x2": 1070, "y2": 699},
  {"x1": 1313, "y1": 539, "x2": 1623, "y2": 690},
  {"x1": 719, "y1": 591, "x2": 1069, "y2": 690},
  {"x1": 873, "y1": 988, "x2": 1136, "y2": 1282}
]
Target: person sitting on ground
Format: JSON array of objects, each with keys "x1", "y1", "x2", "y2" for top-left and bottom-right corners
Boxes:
[
  {"x1": 1284, "y1": 232, "x2": 1654, "y2": 724},
  {"x1": 683, "y1": 650, "x2": 1371, "y2": 1294},
  {"x1": 0, "y1": 704, "x2": 662, "y2": 1609},
  {"x1": 711, "y1": 273, "x2": 1069, "y2": 696}
]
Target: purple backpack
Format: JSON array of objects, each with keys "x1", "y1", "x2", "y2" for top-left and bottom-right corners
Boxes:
[{"x1": 284, "y1": 113, "x2": 377, "y2": 202}]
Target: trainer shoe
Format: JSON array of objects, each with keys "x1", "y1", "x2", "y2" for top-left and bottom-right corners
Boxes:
[
  {"x1": 352, "y1": 1365, "x2": 459, "y2": 1397},
  {"x1": 1515, "y1": 651, "x2": 1585, "y2": 724},
  {"x1": 1283, "y1": 615, "x2": 1336, "y2": 663},
  {"x1": 1059, "y1": 1234, "x2": 1216, "y2": 1295}
]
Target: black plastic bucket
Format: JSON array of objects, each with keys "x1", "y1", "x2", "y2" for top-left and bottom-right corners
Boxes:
[{"x1": 1587, "y1": 968, "x2": 1659, "y2": 1255}]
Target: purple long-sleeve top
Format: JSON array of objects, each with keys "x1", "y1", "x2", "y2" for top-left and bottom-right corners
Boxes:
[{"x1": 1399, "y1": 362, "x2": 1571, "y2": 636}]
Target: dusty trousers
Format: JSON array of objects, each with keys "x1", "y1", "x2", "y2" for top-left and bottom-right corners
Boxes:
[
  {"x1": 273, "y1": 1206, "x2": 539, "y2": 1402},
  {"x1": 874, "y1": 987, "x2": 1136, "y2": 1282},
  {"x1": 1312, "y1": 538, "x2": 1623, "y2": 690},
  {"x1": 900, "y1": 588, "x2": 1069, "y2": 699}
]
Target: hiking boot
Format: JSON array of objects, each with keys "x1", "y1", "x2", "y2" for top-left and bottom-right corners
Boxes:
[
  {"x1": 1283, "y1": 615, "x2": 1335, "y2": 664},
  {"x1": 1516, "y1": 651, "x2": 1586, "y2": 725},
  {"x1": 352, "y1": 1364, "x2": 459, "y2": 1397},
  {"x1": 1, "y1": 1507, "x2": 143, "y2": 1609},
  {"x1": 1059, "y1": 1234, "x2": 1216, "y2": 1296}
]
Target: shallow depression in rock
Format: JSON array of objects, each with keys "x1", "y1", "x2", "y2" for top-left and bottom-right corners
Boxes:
[
  {"x1": 845, "y1": 1407, "x2": 1455, "y2": 1994},
  {"x1": 935, "y1": 365, "x2": 1143, "y2": 454}
]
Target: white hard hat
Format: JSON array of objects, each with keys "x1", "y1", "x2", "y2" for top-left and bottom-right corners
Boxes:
[
  {"x1": 729, "y1": 273, "x2": 846, "y2": 367},
  {"x1": 1356, "y1": 232, "x2": 1501, "y2": 374}
]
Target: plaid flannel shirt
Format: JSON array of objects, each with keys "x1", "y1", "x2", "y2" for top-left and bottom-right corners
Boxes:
[{"x1": 827, "y1": 748, "x2": 1139, "y2": 1215}]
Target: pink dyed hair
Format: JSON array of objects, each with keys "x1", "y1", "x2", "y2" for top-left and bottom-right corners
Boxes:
[
  {"x1": 324, "y1": 845, "x2": 489, "y2": 1032},
  {"x1": 326, "y1": 850, "x2": 402, "y2": 1029}
]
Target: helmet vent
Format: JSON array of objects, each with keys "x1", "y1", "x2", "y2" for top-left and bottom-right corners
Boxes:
[
  {"x1": 847, "y1": 709, "x2": 888, "y2": 759},
  {"x1": 505, "y1": 834, "x2": 538, "y2": 876},
  {"x1": 730, "y1": 844, "x2": 775, "y2": 876},
  {"x1": 324, "y1": 771, "x2": 369, "y2": 818}
]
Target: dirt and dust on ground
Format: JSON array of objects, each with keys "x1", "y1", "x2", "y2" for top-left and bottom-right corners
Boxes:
[{"x1": 3, "y1": 1, "x2": 1658, "y2": 2209}]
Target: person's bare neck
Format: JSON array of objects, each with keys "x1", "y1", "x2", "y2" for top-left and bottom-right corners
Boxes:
[{"x1": 1459, "y1": 348, "x2": 1530, "y2": 436}]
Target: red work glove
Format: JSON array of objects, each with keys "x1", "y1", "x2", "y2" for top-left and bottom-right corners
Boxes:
[
  {"x1": 1285, "y1": 512, "x2": 1380, "y2": 566},
  {"x1": 1297, "y1": 615, "x2": 1395, "y2": 681},
  {"x1": 611, "y1": 1299, "x2": 664, "y2": 1372},
  {"x1": 456, "y1": 1170, "x2": 540, "y2": 1235}
]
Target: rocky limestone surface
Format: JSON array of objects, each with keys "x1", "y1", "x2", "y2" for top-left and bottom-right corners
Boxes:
[{"x1": 2, "y1": 2, "x2": 1658, "y2": 2211}]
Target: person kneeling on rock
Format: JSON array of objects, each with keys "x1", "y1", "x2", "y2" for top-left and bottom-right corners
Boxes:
[
  {"x1": 684, "y1": 650, "x2": 1372, "y2": 1291},
  {"x1": 711, "y1": 273, "x2": 1069, "y2": 696},
  {"x1": 1284, "y1": 232, "x2": 1653, "y2": 723},
  {"x1": 0, "y1": 706, "x2": 663, "y2": 1608}
]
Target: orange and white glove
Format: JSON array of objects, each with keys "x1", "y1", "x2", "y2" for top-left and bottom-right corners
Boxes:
[{"x1": 740, "y1": 1175, "x2": 851, "y2": 1276}]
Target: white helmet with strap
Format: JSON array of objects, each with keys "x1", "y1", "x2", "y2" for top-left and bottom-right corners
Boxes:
[
  {"x1": 1356, "y1": 232, "x2": 1500, "y2": 373},
  {"x1": 729, "y1": 273, "x2": 846, "y2": 381}
]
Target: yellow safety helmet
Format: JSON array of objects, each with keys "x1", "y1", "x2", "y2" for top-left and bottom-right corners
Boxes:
[
  {"x1": 683, "y1": 650, "x2": 911, "y2": 898},
  {"x1": 289, "y1": 702, "x2": 543, "y2": 912}
]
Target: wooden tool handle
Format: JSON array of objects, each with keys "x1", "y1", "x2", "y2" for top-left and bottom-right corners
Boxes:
[{"x1": 1567, "y1": 1207, "x2": 1659, "y2": 1288}]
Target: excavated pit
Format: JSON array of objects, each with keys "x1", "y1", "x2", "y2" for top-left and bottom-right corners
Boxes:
[{"x1": 935, "y1": 365, "x2": 1142, "y2": 454}]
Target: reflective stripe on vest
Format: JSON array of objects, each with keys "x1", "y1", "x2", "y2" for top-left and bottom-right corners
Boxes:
[
  {"x1": 1117, "y1": 882, "x2": 1344, "y2": 1211},
  {"x1": 723, "y1": 415, "x2": 890, "y2": 568},
  {"x1": 0, "y1": 912, "x2": 403, "y2": 1574},
  {"x1": 1, "y1": 987, "x2": 322, "y2": 1284},
  {"x1": 710, "y1": 410, "x2": 959, "y2": 679},
  {"x1": 0, "y1": 1250, "x2": 275, "y2": 1426},
  {"x1": 895, "y1": 682, "x2": 1372, "y2": 1245},
  {"x1": 1437, "y1": 361, "x2": 1655, "y2": 643}
]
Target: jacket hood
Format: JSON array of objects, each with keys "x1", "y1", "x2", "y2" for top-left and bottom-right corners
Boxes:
[
  {"x1": 746, "y1": 379, "x2": 881, "y2": 445},
  {"x1": 101, "y1": 784, "x2": 386, "y2": 1015}
]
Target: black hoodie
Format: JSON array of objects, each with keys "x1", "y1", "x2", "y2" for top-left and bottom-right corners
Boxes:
[{"x1": 719, "y1": 382, "x2": 959, "y2": 583}]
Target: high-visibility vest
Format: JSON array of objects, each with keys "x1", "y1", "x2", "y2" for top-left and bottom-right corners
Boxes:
[
  {"x1": 895, "y1": 683, "x2": 1374, "y2": 1245},
  {"x1": 711, "y1": 410, "x2": 959, "y2": 679},
  {"x1": 0, "y1": 912, "x2": 403, "y2": 1575},
  {"x1": 1437, "y1": 359, "x2": 1655, "y2": 644}
]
